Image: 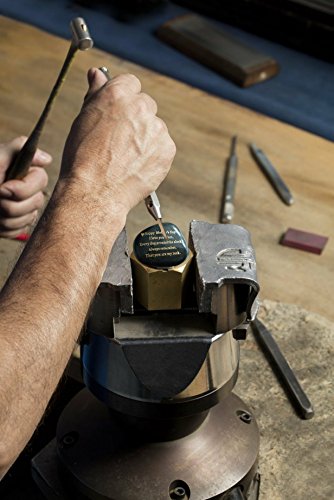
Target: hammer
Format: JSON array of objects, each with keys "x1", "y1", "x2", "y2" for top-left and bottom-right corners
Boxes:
[{"x1": 5, "y1": 17, "x2": 93, "y2": 181}]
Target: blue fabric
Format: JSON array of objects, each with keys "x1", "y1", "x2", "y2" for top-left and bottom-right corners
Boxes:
[{"x1": 1, "y1": 0, "x2": 333, "y2": 140}]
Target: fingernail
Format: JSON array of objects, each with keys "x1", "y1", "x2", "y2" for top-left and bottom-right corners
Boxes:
[
  {"x1": 38, "y1": 151, "x2": 52, "y2": 162},
  {"x1": 15, "y1": 233, "x2": 30, "y2": 242},
  {"x1": 32, "y1": 210, "x2": 39, "y2": 223},
  {"x1": 88, "y1": 68, "x2": 97, "y2": 86},
  {"x1": 0, "y1": 187, "x2": 13, "y2": 197}
]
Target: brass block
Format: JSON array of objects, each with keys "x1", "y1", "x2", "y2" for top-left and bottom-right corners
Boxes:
[{"x1": 130, "y1": 251, "x2": 193, "y2": 311}]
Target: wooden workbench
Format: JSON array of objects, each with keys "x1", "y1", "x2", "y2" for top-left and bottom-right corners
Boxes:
[
  {"x1": 0, "y1": 16, "x2": 333, "y2": 500},
  {"x1": 0, "y1": 16, "x2": 333, "y2": 321}
]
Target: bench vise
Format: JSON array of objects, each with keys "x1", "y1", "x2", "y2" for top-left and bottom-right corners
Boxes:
[{"x1": 35, "y1": 221, "x2": 261, "y2": 500}]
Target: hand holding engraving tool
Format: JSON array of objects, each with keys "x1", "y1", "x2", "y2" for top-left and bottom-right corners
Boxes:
[
  {"x1": 5, "y1": 17, "x2": 93, "y2": 182},
  {"x1": 99, "y1": 67, "x2": 168, "y2": 240},
  {"x1": 249, "y1": 143, "x2": 294, "y2": 205},
  {"x1": 220, "y1": 135, "x2": 238, "y2": 223},
  {"x1": 252, "y1": 318, "x2": 314, "y2": 420}
]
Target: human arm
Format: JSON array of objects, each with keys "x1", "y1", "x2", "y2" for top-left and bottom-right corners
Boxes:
[
  {"x1": 0, "y1": 137, "x2": 51, "y2": 238},
  {"x1": 0, "y1": 68, "x2": 175, "y2": 477}
]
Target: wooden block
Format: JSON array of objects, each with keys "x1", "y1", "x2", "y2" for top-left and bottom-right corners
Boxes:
[{"x1": 156, "y1": 14, "x2": 279, "y2": 87}]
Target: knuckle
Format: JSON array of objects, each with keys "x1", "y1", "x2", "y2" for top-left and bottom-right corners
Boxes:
[
  {"x1": 110, "y1": 73, "x2": 141, "y2": 94},
  {"x1": 0, "y1": 199, "x2": 16, "y2": 217},
  {"x1": 0, "y1": 228, "x2": 23, "y2": 239},
  {"x1": 14, "y1": 135, "x2": 27, "y2": 148},
  {"x1": 34, "y1": 192, "x2": 45, "y2": 209},
  {"x1": 29, "y1": 166, "x2": 48, "y2": 185},
  {"x1": 136, "y1": 95, "x2": 150, "y2": 114},
  {"x1": 161, "y1": 139, "x2": 176, "y2": 167},
  {"x1": 0, "y1": 211, "x2": 35, "y2": 231},
  {"x1": 155, "y1": 117, "x2": 166, "y2": 132},
  {"x1": 141, "y1": 93, "x2": 157, "y2": 110},
  {"x1": 107, "y1": 85, "x2": 127, "y2": 102},
  {"x1": 0, "y1": 219, "x2": 10, "y2": 231},
  {"x1": 122, "y1": 73, "x2": 141, "y2": 87},
  {"x1": 37, "y1": 168, "x2": 49, "y2": 189},
  {"x1": 107, "y1": 82, "x2": 121, "y2": 96},
  {"x1": 27, "y1": 211, "x2": 37, "y2": 225},
  {"x1": 0, "y1": 217, "x2": 21, "y2": 231},
  {"x1": 168, "y1": 138, "x2": 177, "y2": 157}
]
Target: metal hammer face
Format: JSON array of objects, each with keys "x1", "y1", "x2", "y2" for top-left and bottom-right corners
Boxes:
[{"x1": 70, "y1": 17, "x2": 94, "y2": 50}]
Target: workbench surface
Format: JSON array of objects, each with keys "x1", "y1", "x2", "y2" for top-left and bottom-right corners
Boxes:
[
  {"x1": 0, "y1": 16, "x2": 333, "y2": 499},
  {"x1": 1, "y1": 16, "x2": 333, "y2": 321}
]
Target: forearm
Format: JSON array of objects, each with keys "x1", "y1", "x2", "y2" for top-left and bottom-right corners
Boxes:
[
  {"x1": 0, "y1": 66, "x2": 175, "y2": 479},
  {"x1": 0, "y1": 178, "x2": 125, "y2": 475}
]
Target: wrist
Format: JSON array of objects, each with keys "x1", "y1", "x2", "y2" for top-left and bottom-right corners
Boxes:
[
  {"x1": 56, "y1": 174, "x2": 127, "y2": 214},
  {"x1": 52, "y1": 176, "x2": 128, "y2": 241}
]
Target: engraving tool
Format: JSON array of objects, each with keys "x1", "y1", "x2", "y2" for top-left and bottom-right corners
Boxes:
[
  {"x1": 252, "y1": 318, "x2": 314, "y2": 419},
  {"x1": 5, "y1": 17, "x2": 93, "y2": 181},
  {"x1": 144, "y1": 192, "x2": 167, "y2": 240},
  {"x1": 249, "y1": 143, "x2": 294, "y2": 205},
  {"x1": 220, "y1": 135, "x2": 238, "y2": 223},
  {"x1": 99, "y1": 67, "x2": 168, "y2": 240}
]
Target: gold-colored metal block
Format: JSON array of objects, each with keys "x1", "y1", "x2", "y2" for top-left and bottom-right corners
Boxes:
[{"x1": 130, "y1": 251, "x2": 193, "y2": 311}]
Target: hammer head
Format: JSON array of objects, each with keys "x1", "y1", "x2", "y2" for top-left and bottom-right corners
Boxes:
[{"x1": 70, "y1": 17, "x2": 94, "y2": 50}]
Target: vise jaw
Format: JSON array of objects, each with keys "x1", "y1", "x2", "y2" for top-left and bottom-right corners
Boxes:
[
  {"x1": 189, "y1": 221, "x2": 259, "y2": 335},
  {"x1": 87, "y1": 221, "x2": 259, "y2": 337}
]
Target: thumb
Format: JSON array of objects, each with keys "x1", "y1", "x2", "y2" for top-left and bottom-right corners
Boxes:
[{"x1": 84, "y1": 67, "x2": 109, "y2": 101}]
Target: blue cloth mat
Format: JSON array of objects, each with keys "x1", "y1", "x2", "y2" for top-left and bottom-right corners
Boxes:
[{"x1": 1, "y1": 0, "x2": 333, "y2": 140}]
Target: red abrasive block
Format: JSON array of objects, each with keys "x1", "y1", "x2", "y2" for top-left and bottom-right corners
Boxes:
[
  {"x1": 14, "y1": 233, "x2": 30, "y2": 242},
  {"x1": 280, "y1": 228, "x2": 328, "y2": 255}
]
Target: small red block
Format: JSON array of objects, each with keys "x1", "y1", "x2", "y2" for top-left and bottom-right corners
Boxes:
[
  {"x1": 15, "y1": 233, "x2": 30, "y2": 242},
  {"x1": 280, "y1": 228, "x2": 328, "y2": 255}
]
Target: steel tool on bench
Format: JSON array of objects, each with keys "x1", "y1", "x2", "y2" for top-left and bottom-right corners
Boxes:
[
  {"x1": 220, "y1": 135, "x2": 238, "y2": 223},
  {"x1": 252, "y1": 318, "x2": 314, "y2": 419},
  {"x1": 249, "y1": 143, "x2": 294, "y2": 206},
  {"x1": 32, "y1": 221, "x2": 261, "y2": 500}
]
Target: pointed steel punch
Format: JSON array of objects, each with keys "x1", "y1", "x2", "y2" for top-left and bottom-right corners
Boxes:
[{"x1": 144, "y1": 192, "x2": 167, "y2": 239}]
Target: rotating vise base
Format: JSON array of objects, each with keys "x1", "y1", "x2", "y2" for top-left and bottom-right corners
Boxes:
[{"x1": 32, "y1": 389, "x2": 260, "y2": 500}]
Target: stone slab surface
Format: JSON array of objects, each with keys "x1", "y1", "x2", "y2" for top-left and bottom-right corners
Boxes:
[{"x1": 236, "y1": 299, "x2": 333, "y2": 499}]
